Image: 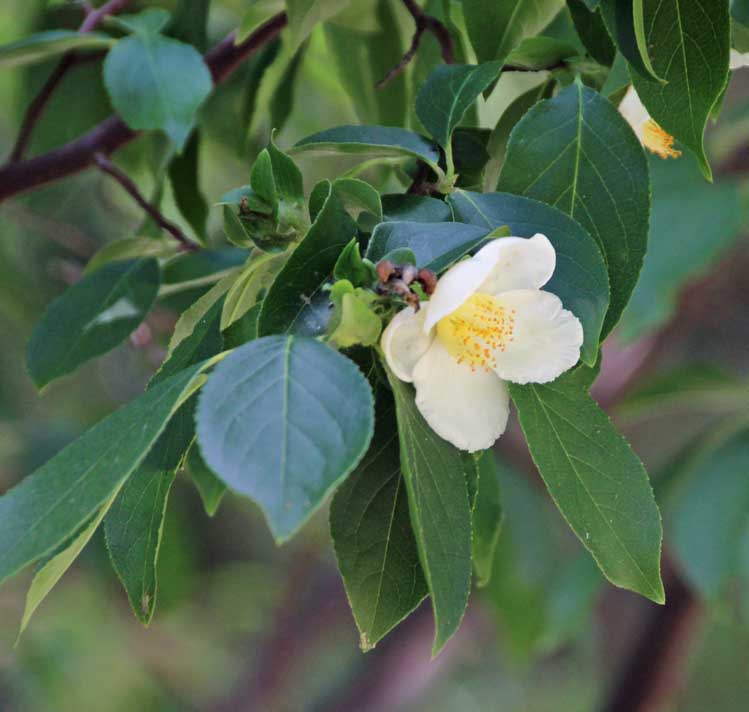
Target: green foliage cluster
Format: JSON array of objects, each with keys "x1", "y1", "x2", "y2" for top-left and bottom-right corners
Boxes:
[{"x1": 0, "y1": 0, "x2": 747, "y2": 662}]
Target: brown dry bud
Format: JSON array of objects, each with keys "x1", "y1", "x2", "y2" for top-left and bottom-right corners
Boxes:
[
  {"x1": 376, "y1": 259, "x2": 396, "y2": 283},
  {"x1": 417, "y1": 268, "x2": 437, "y2": 295}
]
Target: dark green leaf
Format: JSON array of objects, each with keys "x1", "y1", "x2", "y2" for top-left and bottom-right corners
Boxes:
[
  {"x1": 258, "y1": 183, "x2": 356, "y2": 336},
  {"x1": 168, "y1": 131, "x2": 209, "y2": 242},
  {"x1": 0, "y1": 363, "x2": 207, "y2": 586},
  {"x1": 463, "y1": 0, "x2": 565, "y2": 63},
  {"x1": 386, "y1": 368, "x2": 473, "y2": 656},
  {"x1": 112, "y1": 8, "x2": 171, "y2": 35},
  {"x1": 104, "y1": 467, "x2": 176, "y2": 624},
  {"x1": 196, "y1": 335, "x2": 374, "y2": 541},
  {"x1": 509, "y1": 372, "x2": 664, "y2": 602},
  {"x1": 504, "y1": 36, "x2": 579, "y2": 69},
  {"x1": 381, "y1": 194, "x2": 452, "y2": 223},
  {"x1": 330, "y1": 391, "x2": 427, "y2": 651},
  {"x1": 286, "y1": 0, "x2": 354, "y2": 48},
  {"x1": 332, "y1": 178, "x2": 383, "y2": 220},
  {"x1": 292, "y1": 126, "x2": 442, "y2": 174},
  {"x1": 568, "y1": 0, "x2": 615, "y2": 65},
  {"x1": 448, "y1": 190, "x2": 609, "y2": 365},
  {"x1": 161, "y1": 248, "x2": 246, "y2": 285},
  {"x1": 498, "y1": 80, "x2": 649, "y2": 336},
  {"x1": 472, "y1": 451, "x2": 503, "y2": 586},
  {"x1": 103, "y1": 32, "x2": 212, "y2": 149},
  {"x1": 27, "y1": 258, "x2": 160, "y2": 389},
  {"x1": 169, "y1": 0, "x2": 211, "y2": 50},
  {"x1": 415, "y1": 62, "x2": 502, "y2": 149},
  {"x1": 599, "y1": 0, "x2": 664, "y2": 81},
  {"x1": 0, "y1": 30, "x2": 114, "y2": 68},
  {"x1": 185, "y1": 442, "x2": 226, "y2": 517},
  {"x1": 619, "y1": 155, "x2": 744, "y2": 341},
  {"x1": 334, "y1": 239, "x2": 377, "y2": 288},
  {"x1": 629, "y1": 0, "x2": 730, "y2": 179},
  {"x1": 366, "y1": 221, "x2": 491, "y2": 273}
]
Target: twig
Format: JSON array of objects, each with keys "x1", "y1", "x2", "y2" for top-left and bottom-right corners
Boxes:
[
  {"x1": 0, "y1": 12, "x2": 288, "y2": 202},
  {"x1": 93, "y1": 153, "x2": 198, "y2": 252},
  {"x1": 7, "y1": 0, "x2": 133, "y2": 163},
  {"x1": 376, "y1": 0, "x2": 455, "y2": 88}
]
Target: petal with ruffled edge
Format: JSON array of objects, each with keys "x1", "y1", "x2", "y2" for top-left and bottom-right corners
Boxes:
[
  {"x1": 412, "y1": 339, "x2": 510, "y2": 453},
  {"x1": 730, "y1": 49, "x2": 749, "y2": 70},
  {"x1": 477, "y1": 233, "x2": 555, "y2": 296},
  {"x1": 381, "y1": 306, "x2": 433, "y2": 383},
  {"x1": 490, "y1": 289, "x2": 583, "y2": 385},
  {"x1": 424, "y1": 234, "x2": 555, "y2": 332},
  {"x1": 617, "y1": 86, "x2": 649, "y2": 140}
]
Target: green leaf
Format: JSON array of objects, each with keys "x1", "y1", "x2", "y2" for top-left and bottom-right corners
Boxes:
[
  {"x1": 330, "y1": 391, "x2": 427, "y2": 651},
  {"x1": 0, "y1": 30, "x2": 114, "y2": 69},
  {"x1": 471, "y1": 451, "x2": 503, "y2": 587},
  {"x1": 292, "y1": 125, "x2": 443, "y2": 175},
  {"x1": 111, "y1": 8, "x2": 172, "y2": 35},
  {"x1": 629, "y1": 0, "x2": 731, "y2": 180},
  {"x1": 196, "y1": 335, "x2": 374, "y2": 541},
  {"x1": 567, "y1": 0, "x2": 615, "y2": 65},
  {"x1": 386, "y1": 368, "x2": 473, "y2": 656},
  {"x1": 27, "y1": 258, "x2": 160, "y2": 389},
  {"x1": 0, "y1": 363, "x2": 207, "y2": 587},
  {"x1": 415, "y1": 62, "x2": 502, "y2": 149},
  {"x1": 324, "y1": 0, "x2": 408, "y2": 126},
  {"x1": 484, "y1": 80, "x2": 554, "y2": 191},
  {"x1": 104, "y1": 467, "x2": 176, "y2": 624},
  {"x1": 85, "y1": 238, "x2": 177, "y2": 273},
  {"x1": 327, "y1": 284, "x2": 382, "y2": 348},
  {"x1": 509, "y1": 372, "x2": 664, "y2": 603},
  {"x1": 168, "y1": 131, "x2": 209, "y2": 242},
  {"x1": 504, "y1": 36, "x2": 579, "y2": 69},
  {"x1": 381, "y1": 194, "x2": 452, "y2": 223},
  {"x1": 463, "y1": 0, "x2": 565, "y2": 63},
  {"x1": 599, "y1": 0, "x2": 664, "y2": 81},
  {"x1": 285, "y1": 0, "x2": 354, "y2": 49},
  {"x1": 448, "y1": 190, "x2": 609, "y2": 365},
  {"x1": 103, "y1": 32, "x2": 212, "y2": 149},
  {"x1": 238, "y1": 0, "x2": 285, "y2": 43},
  {"x1": 169, "y1": 0, "x2": 211, "y2": 51},
  {"x1": 17, "y1": 489, "x2": 119, "y2": 639},
  {"x1": 185, "y1": 442, "x2": 226, "y2": 517},
  {"x1": 366, "y1": 221, "x2": 492, "y2": 273},
  {"x1": 334, "y1": 239, "x2": 378, "y2": 287},
  {"x1": 268, "y1": 140, "x2": 305, "y2": 205},
  {"x1": 619, "y1": 155, "x2": 744, "y2": 342},
  {"x1": 498, "y1": 80, "x2": 649, "y2": 337},
  {"x1": 332, "y1": 178, "x2": 383, "y2": 221},
  {"x1": 258, "y1": 183, "x2": 357, "y2": 336},
  {"x1": 221, "y1": 253, "x2": 288, "y2": 330},
  {"x1": 669, "y1": 429, "x2": 749, "y2": 598},
  {"x1": 161, "y1": 249, "x2": 246, "y2": 286}
]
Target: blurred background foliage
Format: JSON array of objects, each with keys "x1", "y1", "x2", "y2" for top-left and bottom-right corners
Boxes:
[{"x1": 0, "y1": 1, "x2": 748, "y2": 711}]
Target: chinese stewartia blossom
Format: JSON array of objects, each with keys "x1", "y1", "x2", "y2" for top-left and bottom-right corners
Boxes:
[
  {"x1": 618, "y1": 86, "x2": 681, "y2": 159},
  {"x1": 381, "y1": 235, "x2": 583, "y2": 452}
]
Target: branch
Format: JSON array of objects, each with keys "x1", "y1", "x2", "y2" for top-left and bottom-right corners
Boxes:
[
  {"x1": 376, "y1": 0, "x2": 455, "y2": 88},
  {"x1": 93, "y1": 153, "x2": 198, "y2": 251},
  {"x1": 0, "y1": 12, "x2": 288, "y2": 203},
  {"x1": 7, "y1": 0, "x2": 133, "y2": 163}
]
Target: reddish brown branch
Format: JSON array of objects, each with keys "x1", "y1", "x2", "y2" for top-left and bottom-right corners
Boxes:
[
  {"x1": 0, "y1": 12, "x2": 288, "y2": 203},
  {"x1": 93, "y1": 153, "x2": 198, "y2": 251},
  {"x1": 376, "y1": 0, "x2": 455, "y2": 88},
  {"x1": 7, "y1": 0, "x2": 133, "y2": 163}
]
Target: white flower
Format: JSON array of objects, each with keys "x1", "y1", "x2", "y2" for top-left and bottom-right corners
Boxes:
[
  {"x1": 618, "y1": 86, "x2": 681, "y2": 160},
  {"x1": 381, "y1": 235, "x2": 583, "y2": 452}
]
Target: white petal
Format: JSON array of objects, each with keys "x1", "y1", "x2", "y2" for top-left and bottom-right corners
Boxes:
[
  {"x1": 412, "y1": 339, "x2": 510, "y2": 453},
  {"x1": 477, "y1": 233, "x2": 556, "y2": 296},
  {"x1": 490, "y1": 289, "x2": 583, "y2": 384},
  {"x1": 618, "y1": 86, "x2": 648, "y2": 141},
  {"x1": 381, "y1": 307, "x2": 433, "y2": 383},
  {"x1": 730, "y1": 49, "x2": 749, "y2": 70}
]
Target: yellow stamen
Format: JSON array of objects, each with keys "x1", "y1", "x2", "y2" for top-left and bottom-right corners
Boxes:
[
  {"x1": 436, "y1": 293, "x2": 515, "y2": 372},
  {"x1": 642, "y1": 119, "x2": 681, "y2": 159}
]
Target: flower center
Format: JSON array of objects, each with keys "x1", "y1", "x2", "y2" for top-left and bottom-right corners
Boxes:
[
  {"x1": 436, "y1": 292, "x2": 515, "y2": 372},
  {"x1": 642, "y1": 119, "x2": 681, "y2": 159}
]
